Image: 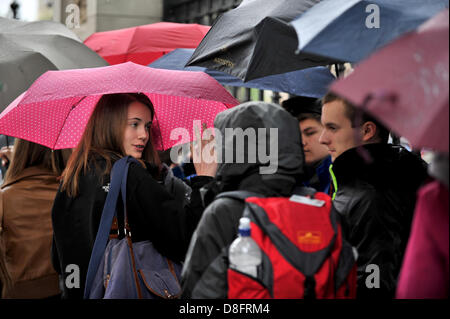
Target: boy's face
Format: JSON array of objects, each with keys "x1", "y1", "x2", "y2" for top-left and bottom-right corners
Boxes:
[
  {"x1": 299, "y1": 118, "x2": 329, "y2": 165},
  {"x1": 319, "y1": 100, "x2": 361, "y2": 162}
]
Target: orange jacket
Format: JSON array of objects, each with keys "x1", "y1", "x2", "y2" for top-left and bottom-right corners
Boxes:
[{"x1": 0, "y1": 165, "x2": 60, "y2": 298}]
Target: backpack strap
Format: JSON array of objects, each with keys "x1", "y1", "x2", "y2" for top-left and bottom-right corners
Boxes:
[
  {"x1": 215, "y1": 185, "x2": 317, "y2": 202},
  {"x1": 215, "y1": 190, "x2": 264, "y2": 201},
  {"x1": 334, "y1": 235, "x2": 357, "y2": 295}
]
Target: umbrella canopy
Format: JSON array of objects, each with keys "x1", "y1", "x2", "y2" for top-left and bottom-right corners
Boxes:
[
  {"x1": 84, "y1": 22, "x2": 210, "y2": 66},
  {"x1": 0, "y1": 62, "x2": 239, "y2": 151},
  {"x1": 186, "y1": 0, "x2": 340, "y2": 82},
  {"x1": 0, "y1": 17, "x2": 108, "y2": 112},
  {"x1": 291, "y1": 0, "x2": 449, "y2": 63},
  {"x1": 0, "y1": 16, "x2": 80, "y2": 39},
  {"x1": 330, "y1": 9, "x2": 449, "y2": 153},
  {"x1": 150, "y1": 48, "x2": 335, "y2": 98}
]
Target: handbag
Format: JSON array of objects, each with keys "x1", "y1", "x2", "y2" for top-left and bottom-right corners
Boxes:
[{"x1": 84, "y1": 156, "x2": 182, "y2": 299}]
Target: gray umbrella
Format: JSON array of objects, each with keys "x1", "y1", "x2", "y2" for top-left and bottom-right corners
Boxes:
[
  {"x1": 0, "y1": 17, "x2": 108, "y2": 112},
  {"x1": 0, "y1": 16, "x2": 80, "y2": 39},
  {"x1": 0, "y1": 17, "x2": 108, "y2": 148}
]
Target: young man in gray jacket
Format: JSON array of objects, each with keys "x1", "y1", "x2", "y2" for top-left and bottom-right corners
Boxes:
[{"x1": 181, "y1": 101, "x2": 306, "y2": 298}]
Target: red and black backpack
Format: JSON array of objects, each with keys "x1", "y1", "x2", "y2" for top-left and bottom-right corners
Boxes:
[{"x1": 217, "y1": 189, "x2": 357, "y2": 299}]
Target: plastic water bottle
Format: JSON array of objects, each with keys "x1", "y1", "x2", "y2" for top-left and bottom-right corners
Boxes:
[{"x1": 229, "y1": 217, "x2": 262, "y2": 277}]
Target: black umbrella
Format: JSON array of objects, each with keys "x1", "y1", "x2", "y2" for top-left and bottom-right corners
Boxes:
[{"x1": 186, "y1": 0, "x2": 341, "y2": 82}]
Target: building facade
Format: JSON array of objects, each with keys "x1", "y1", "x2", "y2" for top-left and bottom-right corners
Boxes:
[{"x1": 164, "y1": 0, "x2": 241, "y2": 25}]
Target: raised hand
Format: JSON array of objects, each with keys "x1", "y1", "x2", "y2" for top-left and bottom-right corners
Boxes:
[{"x1": 191, "y1": 123, "x2": 218, "y2": 178}]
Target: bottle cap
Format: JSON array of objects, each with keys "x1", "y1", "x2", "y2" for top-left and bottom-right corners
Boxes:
[{"x1": 239, "y1": 217, "x2": 251, "y2": 230}]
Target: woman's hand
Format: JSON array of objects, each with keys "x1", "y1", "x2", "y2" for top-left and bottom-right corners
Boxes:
[{"x1": 191, "y1": 123, "x2": 218, "y2": 178}]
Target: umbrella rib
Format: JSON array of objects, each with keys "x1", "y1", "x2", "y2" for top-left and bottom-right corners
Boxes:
[{"x1": 53, "y1": 96, "x2": 86, "y2": 150}]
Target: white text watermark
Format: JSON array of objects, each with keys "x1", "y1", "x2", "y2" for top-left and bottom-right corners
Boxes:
[
  {"x1": 65, "y1": 4, "x2": 80, "y2": 29},
  {"x1": 169, "y1": 121, "x2": 279, "y2": 175},
  {"x1": 365, "y1": 4, "x2": 380, "y2": 29}
]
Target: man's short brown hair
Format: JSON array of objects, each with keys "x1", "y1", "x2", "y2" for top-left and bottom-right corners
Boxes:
[{"x1": 322, "y1": 92, "x2": 390, "y2": 143}]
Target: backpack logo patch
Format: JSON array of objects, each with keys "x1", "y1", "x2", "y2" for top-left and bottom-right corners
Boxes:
[{"x1": 297, "y1": 231, "x2": 322, "y2": 245}]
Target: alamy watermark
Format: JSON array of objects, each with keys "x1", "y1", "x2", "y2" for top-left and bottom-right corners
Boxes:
[
  {"x1": 65, "y1": 264, "x2": 80, "y2": 289},
  {"x1": 169, "y1": 121, "x2": 279, "y2": 175},
  {"x1": 65, "y1": 3, "x2": 80, "y2": 29},
  {"x1": 365, "y1": 264, "x2": 380, "y2": 289},
  {"x1": 64, "y1": 263, "x2": 381, "y2": 290},
  {"x1": 365, "y1": 4, "x2": 380, "y2": 29}
]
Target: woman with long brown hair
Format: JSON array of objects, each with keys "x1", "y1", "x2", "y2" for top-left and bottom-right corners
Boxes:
[
  {"x1": 51, "y1": 93, "x2": 216, "y2": 299},
  {"x1": 0, "y1": 139, "x2": 70, "y2": 298}
]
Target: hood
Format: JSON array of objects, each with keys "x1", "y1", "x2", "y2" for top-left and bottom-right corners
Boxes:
[
  {"x1": 213, "y1": 101, "x2": 304, "y2": 187},
  {"x1": 332, "y1": 143, "x2": 428, "y2": 193}
]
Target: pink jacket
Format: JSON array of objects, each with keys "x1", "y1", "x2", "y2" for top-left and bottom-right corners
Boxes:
[{"x1": 396, "y1": 180, "x2": 449, "y2": 299}]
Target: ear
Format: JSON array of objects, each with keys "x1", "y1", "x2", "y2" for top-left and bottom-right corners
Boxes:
[{"x1": 361, "y1": 121, "x2": 377, "y2": 142}]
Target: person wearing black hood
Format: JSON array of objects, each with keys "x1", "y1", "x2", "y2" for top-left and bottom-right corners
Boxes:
[
  {"x1": 180, "y1": 101, "x2": 305, "y2": 298},
  {"x1": 319, "y1": 92, "x2": 428, "y2": 298},
  {"x1": 282, "y1": 96, "x2": 331, "y2": 193}
]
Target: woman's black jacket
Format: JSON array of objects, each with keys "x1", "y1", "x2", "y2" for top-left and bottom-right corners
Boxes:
[{"x1": 51, "y1": 157, "x2": 212, "y2": 299}]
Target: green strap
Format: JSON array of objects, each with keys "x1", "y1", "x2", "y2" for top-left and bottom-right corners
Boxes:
[{"x1": 329, "y1": 164, "x2": 338, "y2": 200}]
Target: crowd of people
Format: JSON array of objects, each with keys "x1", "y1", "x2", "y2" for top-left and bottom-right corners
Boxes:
[{"x1": 0, "y1": 87, "x2": 447, "y2": 300}]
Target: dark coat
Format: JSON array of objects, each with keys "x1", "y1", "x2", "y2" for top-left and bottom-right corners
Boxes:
[
  {"x1": 329, "y1": 144, "x2": 428, "y2": 298},
  {"x1": 181, "y1": 102, "x2": 305, "y2": 298},
  {"x1": 302, "y1": 155, "x2": 332, "y2": 194},
  {"x1": 51, "y1": 156, "x2": 212, "y2": 299}
]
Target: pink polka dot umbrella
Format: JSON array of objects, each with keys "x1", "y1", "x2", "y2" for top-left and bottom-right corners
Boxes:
[{"x1": 0, "y1": 62, "x2": 239, "y2": 150}]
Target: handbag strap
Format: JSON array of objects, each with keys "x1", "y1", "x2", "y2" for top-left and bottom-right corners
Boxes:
[
  {"x1": 119, "y1": 157, "x2": 144, "y2": 298},
  {"x1": 84, "y1": 156, "x2": 138, "y2": 299},
  {"x1": 119, "y1": 161, "x2": 181, "y2": 295}
]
